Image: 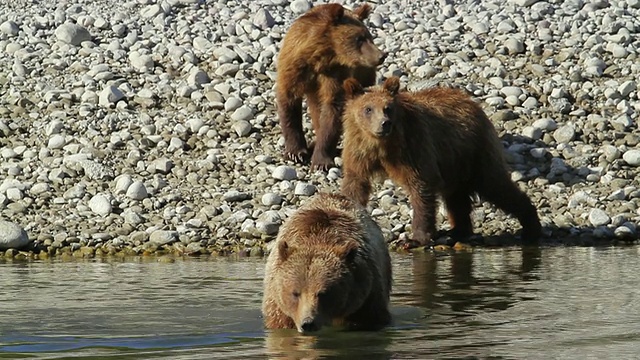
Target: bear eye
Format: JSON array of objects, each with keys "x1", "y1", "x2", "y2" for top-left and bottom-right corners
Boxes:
[
  {"x1": 364, "y1": 106, "x2": 373, "y2": 115},
  {"x1": 292, "y1": 291, "x2": 300, "y2": 299},
  {"x1": 383, "y1": 105, "x2": 392, "y2": 115},
  {"x1": 356, "y1": 35, "x2": 366, "y2": 46}
]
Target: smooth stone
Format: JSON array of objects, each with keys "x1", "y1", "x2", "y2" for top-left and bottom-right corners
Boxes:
[
  {"x1": 47, "y1": 134, "x2": 66, "y2": 149},
  {"x1": 55, "y1": 23, "x2": 91, "y2": 46},
  {"x1": 622, "y1": 149, "x2": 640, "y2": 166},
  {"x1": 126, "y1": 181, "x2": 148, "y2": 200},
  {"x1": 0, "y1": 21, "x2": 19, "y2": 36},
  {"x1": 294, "y1": 182, "x2": 316, "y2": 196},
  {"x1": 588, "y1": 208, "x2": 611, "y2": 227},
  {"x1": 261, "y1": 193, "x2": 282, "y2": 206},
  {"x1": 553, "y1": 125, "x2": 576, "y2": 143},
  {"x1": 0, "y1": 221, "x2": 29, "y2": 250},
  {"x1": 272, "y1": 165, "x2": 297, "y2": 180},
  {"x1": 99, "y1": 85, "x2": 125, "y2": 107},
  {"x1": 232, "y1": 121, "x2": 252, "y2": 137},
  {"x1": 149, "y1": 230, "x2": 178, "y2": 245},
  {"x1": 290, "y1": 0, "x2": 311, "y2": 14},
  {"x1": 223, "y1": 190, "x2": 250, "y2": 202},
  {"x1": 89, "y1": 194, "x2": 112, "y2": 217},
  {"x1": 230, "y1": 105, "x2": 253, "y2": 121}
]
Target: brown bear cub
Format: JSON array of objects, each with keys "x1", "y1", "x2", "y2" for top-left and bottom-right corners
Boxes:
[
  {"x1": 262, "y1": 193, "x2": 392, "y2": 333},
  {"x1": 340, "y1": 77, "x2": 542, "y2": 248},
  {"x1": 276, "y1": 3, "x2": 386, "y2": 171}
]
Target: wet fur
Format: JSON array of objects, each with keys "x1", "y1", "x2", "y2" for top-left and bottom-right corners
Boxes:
[{"x1": 340, "y1": 77, "x2": 542, "y2": 246}]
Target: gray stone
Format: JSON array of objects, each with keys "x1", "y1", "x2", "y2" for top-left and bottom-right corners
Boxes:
[
  {"x1": 290, "y1": 0, "x2": 311, "y2": 14},
  {"x1": 588, "y1": 208, "x2": 611, "y2": 227},
  {"x1": 89, "y1": 194, "x2": 112, "y2": 217},
  {"x1": 126, "y1": 181, "x2": 148, "y2": 200},
  {"x1": 55, "y1": 23, "x2": 91, "y2": 45},
  {"x1": 254, "y1": 8, "x2": 275, "y2": 30},
  {"x1": 224, "y1": 190, "x2": 250, "y2": 202},
  {"x1": 256, "y1": 210, "x2": 282, "y2": 235},
  {"x1": 294, "y1": 182, "x2": 316, "y2": 196},
  {"x1": 0, "y1": 21, "x2": 19, "y2": 36},
  {"x1": 0, "y1": 221, "x2": 29, "y2": 250},
  {"x1": 262, "y1": 193, "x2": 282, "y2": 206},
  {"x1": 149, "y1": 230, "x2": 178, "y2": 245},
  {"x1": 618, "y1": 80, "x2": 637, "y2": 98},
  {"x1": 232, "y1": 121, "x2": 252, "y2": 137},
  {"x1": 272, "y1": 165, "x2": 297, "y2": 180},
  {"x1": 99, "y1": 86, "x2": 125, "y2": 107},
  {"x1": 553, "y1": 125, "x2": 576, "y2": 144},
  {"x1": 622, "y1": 149, "x2": 640, "y2": 166},
  {"x1": 230, "y1": 105, "x2": 253, "y2": 121}
]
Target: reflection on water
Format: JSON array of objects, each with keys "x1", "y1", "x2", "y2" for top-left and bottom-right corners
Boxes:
[{"x1": 1, "y1": 247, "x2": 640, "y2": 359}]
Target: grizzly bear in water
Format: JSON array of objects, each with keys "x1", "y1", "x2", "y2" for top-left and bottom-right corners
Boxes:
[
  {"x1": 340, "y1": 76, "x2": 542, "y2": 248},
  {"x1": 262, "y1": 193, "x2": 392, "y2": 333},
  {"x1": 276, "y1": 3, "x2": 386, "y2": 171}
]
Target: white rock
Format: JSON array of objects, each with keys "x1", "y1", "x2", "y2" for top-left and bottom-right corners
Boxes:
[
  {"x1": 55, "y1": 23, "x2": 91, "y2": 46},
  {"x1": 0, "y1": 221, "x2": 29, "y2": 250},
  {"x1": 129, "y1": 51, "x2": 154, "y2": 71},
  {"x1": 114, "y1": 174, "x2": 134, "y2": 194},
  {"x1": 141, "y1": 4, "x2": 163, "y2": 18},
  {"x1": 618, "y1": 80, "x2": 637, "y2": 98},
  {"x1": 149, "y1": 230, "x2": 178, "y2": 245},
  {"x1": 294, "y1": 182, "x2": 316, "y2": 196},
  {"x1": 47, "y1": 134, "x2": 66, "y2": 149},
  {"x1": 99, "y1": 86, "x2": 125, "y2": 107},
  {"x1": 232, "y1": 121, "x2": 252, "y2": 137},
  {"x1": 89, "y1": 194, "x2": 112, "y2": 217},
  {"x1": 231, "y1": 105, "x2": 253, "y2": 121},
  {"x1": 0, "y1": 21, "x2": 19, "y2": 36},
  {"x1": 272, "y1": 165, "x2": 297, "y2": 180},
  {"x1": 290, "y1": 0, "x2": 311, "y2": 14},
  {"x1": 254, "y1": 8, "x2": 275, "y2": 30},
  {"x1": 224, "y1": 97, "x2": 243, "y2": 112},
  {"x1": 261, "y1": 193, "x2": 282, "y2": 206},
  {"x1": 588, "y1": 208, "x2": 611, "y2": 227},
  {"x1": 622, "y1": 149, "x2": 640, "y2": 166},
  {"x1": 553, "y1": 125, "x2": 576, "y2": 144},
  {"x1": 126, "y1": 181, "x2": 148, "y2": 200}
]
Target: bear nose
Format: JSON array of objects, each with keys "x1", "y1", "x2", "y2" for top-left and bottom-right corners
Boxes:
[
  {"x1": 378, "y1": 52, "x2": 387, "y2": 65},
  {"x1": 380, "y1": 120, "x2": 392, "y2": 135},
  {"x1": 299, "y1": 318, "x2": 320, "y2": 333}
]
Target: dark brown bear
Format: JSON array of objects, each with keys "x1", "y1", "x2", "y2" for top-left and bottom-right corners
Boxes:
[
  {"x1": 340, "y1": 77, "x2": 542, "y2": 247},
  {"x1": 276, "y1": 3, "x2": 385, "y2": 171},
  {"x1": 262, "y1": 193, "x2": 392, "y2": 333}
]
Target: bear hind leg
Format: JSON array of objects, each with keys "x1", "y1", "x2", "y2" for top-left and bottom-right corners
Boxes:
[
  {"x1": 443, "y1": 192, "x2": 474, "y2": 242},
  {"x1": 479, "y1": 176, "x2": 542, "y2": 243}
]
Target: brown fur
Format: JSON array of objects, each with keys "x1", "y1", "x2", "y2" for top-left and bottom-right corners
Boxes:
[
  {"x1": 262, "y1": 193, "x2": 392, "y2": 333},
  {"x1": 340, "y1": 77, "x2": 542, "y2": 246},
  {"x1": 276, "y1": 3, "x2": 385, "y2": 171}
]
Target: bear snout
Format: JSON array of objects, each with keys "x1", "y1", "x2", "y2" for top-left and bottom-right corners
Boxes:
[
  {"x1": 378, "y1": 52, "x2": 387, "y2": 65},
  {"x1": 377, "y1": 119, "x2": 393, "y2": 137},
  {"x1": 299, "y1": 317, "x2": 320, "y2": 333}
]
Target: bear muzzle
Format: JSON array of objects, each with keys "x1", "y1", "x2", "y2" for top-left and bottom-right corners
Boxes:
[
  {"x1": 376, "y1": 119, "x2": 393, "y2": 137},
  {"x1": 298, "y1": 317, "x2": 321, "y2": 333}
]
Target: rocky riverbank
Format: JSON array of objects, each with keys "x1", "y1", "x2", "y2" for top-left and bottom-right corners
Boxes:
[{"x1": 1, "y1": 0, "x2": 639, "y2": 260}]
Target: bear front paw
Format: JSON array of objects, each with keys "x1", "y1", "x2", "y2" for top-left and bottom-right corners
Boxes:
[
  {"x1": 310, "y1": 154, "x2": 335, "y2": 172},
  {"x1": 284, "y1": 147, "x2": 309, "y2": 163}
]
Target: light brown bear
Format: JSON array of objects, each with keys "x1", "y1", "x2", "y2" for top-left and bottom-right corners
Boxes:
[
  {"x1": 340, "y1": 77, "x2": 542, "y2": 248},
  {"x1": 262, "y1": 193, "x2": 392, "y2": 333},
  {"x1": 276, "y1": 3, "x2": 386, "y2": 171}
]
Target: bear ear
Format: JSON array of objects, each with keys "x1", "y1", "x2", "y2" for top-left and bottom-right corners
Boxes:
[
  {"x1": 383, "y1": 76, "x2": 401, "y2": 96},
  {"x1": 278, "y1": 241, "x2": 292, "y2": 261},
  {"x1": 353, "y1": 4, "x2": 372, "y2": 21},
  {"x1": 323, "y1": 3, "x2": 345, "y2": 23},
  {"x1": 343, "y1": 78, "x2": 365, "y2": 99}
]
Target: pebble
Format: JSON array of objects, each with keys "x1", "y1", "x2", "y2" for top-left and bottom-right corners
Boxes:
[
  {"x1": 232, "y1": 121, "x2": 252, "y2": 137},
  {"x1": 290, "y1": 0, "x2": 311, "y2": 14},
  {"x1": 149, "y1": 230, "x2": 178, "y2": 245},
  {"x1": 230, "y1": 105, "x2": 253, "y2": 121},
  {"x1": 588, "y1": 208, "x2": 611, "y2": 227},
  {"x1": 126, "y1": 181, "x2": 148, "y2": 200},
  {"x1": 54, "y1": 23, "x2": 91, "y2": 45},
  {"x1": 99, "y1": 86, "x2": 125, "y2": 107},
  {"x1": 294, "y1": 182, "x2": 316, "y2": 196},
  {"x1": 89, "y1": 194, "x2": 112, "y2": 217},
  {"x1": 0, "y1": 221, "x2": 29, "y2": 250},
  {"x1": 553, "y1": 125, "x2": 576, "y2": 144},
  {"x1": 272, "y1": 166, "x2": 297, "y2": 181},
  {"x1": 0, "y1": 21, "x2": 19, "y2": 36},
  {"x1": 262, "y1": 193, "x2": 282, "y2": 206},
  {"x1": 622, "y1": 150, "x2": 640, "y2": 166}
]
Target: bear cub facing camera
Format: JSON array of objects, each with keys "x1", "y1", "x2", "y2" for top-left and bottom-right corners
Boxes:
[
  {"x1": 276, "y1": 3, "x2": 386, "y2": 171},
  {"x1": 262, "y1": 193, "x2": 392, "y2": 333},
  {"x1": 340, "y1": 77, "x2": 542, "y2": 248}
]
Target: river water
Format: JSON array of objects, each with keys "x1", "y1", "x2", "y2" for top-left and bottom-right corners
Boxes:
[{"x1": 1, "y1": 246, "x2": 639, "y2": 359}]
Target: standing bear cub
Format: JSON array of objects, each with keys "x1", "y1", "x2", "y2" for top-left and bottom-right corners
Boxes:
[
  {"x1": 276, "y1": 3, "x2": 385, "y2": 171},
  {"x1": 340, "y1": 77, "x2": 542, "y2": 248},
  {"x1": 262, "y1": 193, "x2": 392, "y2": 333}
]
